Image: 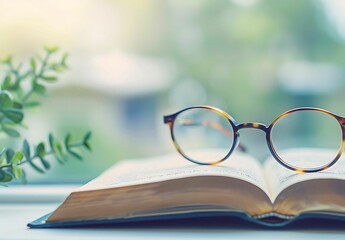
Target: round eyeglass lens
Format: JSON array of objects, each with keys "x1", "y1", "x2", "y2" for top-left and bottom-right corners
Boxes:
[
  {"x1": 172, "y1": 108, "x2": 235, "y2": 164},
  {"x1": 270, "y1": 110, "x2": 342, "y2": 170}
]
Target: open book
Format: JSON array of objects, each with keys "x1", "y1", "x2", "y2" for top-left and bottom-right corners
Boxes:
[{"x1": 28, "y1": 149, "x2": 345, "y2": 228}]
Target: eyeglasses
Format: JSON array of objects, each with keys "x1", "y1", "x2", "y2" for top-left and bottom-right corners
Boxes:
[{"x1": 163, "y1": 106, "x2": 345, "y2": 173}]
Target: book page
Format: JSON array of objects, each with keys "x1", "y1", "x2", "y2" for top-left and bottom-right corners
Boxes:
[
  {"x1": 77, "y1": 149, "x2": 270, "y2": 196},
  {"x1": 263, "y1": 148, "x2": 345, "y2": 202}
]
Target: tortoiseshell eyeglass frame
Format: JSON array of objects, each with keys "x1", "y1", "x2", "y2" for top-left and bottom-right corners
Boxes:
[{"x1": 163, "y1": 106, "x2": 345, "y2": 173}]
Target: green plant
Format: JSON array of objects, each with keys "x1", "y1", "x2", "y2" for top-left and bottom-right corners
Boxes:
[{"x1": 0, "y1": 47, "x2": 91, "y2": 184}]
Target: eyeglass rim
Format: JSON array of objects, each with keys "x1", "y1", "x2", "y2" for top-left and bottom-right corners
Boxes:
[
  {"x1": 164, "y1": 105, "x2": 239, "y2": 165},
  {"x1": 164, "y1": 105, "x2": 345, "y2": 173},
  {"x1": 267, "y1": 107, "x2": 345, "y2": 173}
]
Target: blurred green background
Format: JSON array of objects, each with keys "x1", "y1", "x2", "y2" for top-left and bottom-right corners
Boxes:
[{"x1": 1, "y1": 0, "x2": 345, "y2": 183}]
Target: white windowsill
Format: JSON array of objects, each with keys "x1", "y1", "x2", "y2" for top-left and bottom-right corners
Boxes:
[{"x1": 0, "y1": 185, "x2": 80, "y2": 203}]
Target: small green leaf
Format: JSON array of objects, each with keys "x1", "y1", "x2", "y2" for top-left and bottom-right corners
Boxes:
[
  {"x1": 64, "y1": 133, "x2": 72, "y2": 147},
  {"x1": 55, "y1": 141, "x2": 66, "y2": 162},
  {"x1": 83, "y1": 131, "x2": 92, "y2": 151},
  {"x1": 12, "y1": 101, "x2": 23, "y2": 109},
  {"x1": 23, "y1": 140, "x2": 44, "y2": 173},
  {"x1": 48, "y1": 133, "x2": 54, "y2": 150},
  {"x1": 24, "y1": 101, "x2": 40, "y2": 108},
  {"x1": 1, "y1": 56, "x2": 12, "y2": 64},
  {"x1": 33, "y1": 83, "x2": 46, "y2": 94},
  {"x1": 65, "y1": 133, "x2": 84, "y2": 160},
  {"x1": 12, "y1": 165, "x2": 22, "y2": 179},
  {"x1": 11, "y1": 151, "x2": 24, "y2": 165},
  {"x1": 84, "y1": 142, "x2": 91, "y2": 151},
  {"x1": 30, "y1": 58, "x2": 36, "y2": 71},
  {"x1": 39, "y1": 156, "x2": 50, "y2": 170},
  {"x1": 61, "y1": 53, "x2": 68, "y2": 67},
  {"x1": 49, "y1": 133, "x2": 64, "y2": 163},
  {"x1": 2, "y1": 75, "x2": 12, "y2": 89},
  {"x1": 41, "y1": 76, "x2": 57, "y2": 82},
  {"x1": 30, "y1": 162, "x2": 44, "y2": 173},
  {"x1": 0, "y1": 91, "x2": 13, "y2": 108},
  {"x1": 44, "y1": 46, "x2": 59, "y2": 54},
  {"x1": 0, "y1": 169, "x2": 13, "y2": 182},
  {"x1": 3, "y1": 127, "x2": 20, "y2": 137},
  {"x1": 53, "y1": 66, "x2": 67, "y2": 73},
  {"x1": 22, "y1": 140, "x2": 31, "y2": 159},
  {"x1": 27, "y1": 158, "x2": 45, "y2": 174},
  {"x1": 83, "y1": 131, "x2": 92, "y2": 142},
  {"x1": 5, "y1": 149, "x2": 14, "y2": 164},
  {"x1": 2, "y1": 109, "x2": 24, "y2": 123},
  {"x1": 36, "y1": 143, "x2": 46, "y2": 157},
  {"x1": 69, "y1": 150, "x2": 83, "y2": 161}
]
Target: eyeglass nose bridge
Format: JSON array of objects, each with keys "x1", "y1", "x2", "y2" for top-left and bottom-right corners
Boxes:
[{"x1": 236, "y1": 122, "x2": 268, "y2": 132}]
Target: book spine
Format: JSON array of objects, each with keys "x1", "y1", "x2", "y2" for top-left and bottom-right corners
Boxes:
[{"x1": 253, "y1": 212, "x2": 295, "y2": 220}]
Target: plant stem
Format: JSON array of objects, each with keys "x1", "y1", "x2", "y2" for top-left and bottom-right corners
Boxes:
[
  {"x1": 0, "y1": 141, "x2": 85, "y2": 170},
  {"x1": 0, "y1": 164, "x2": 11, "y2": 170},
  {"x1": 38, "y1": 52, "x2": 50, "y2": 78},
  {"x1": 22, "y1": 52, "x2": 50, "y2": 105},
  {"x1": 67, "y1": 142, "x2": 84, "y2": 148}
]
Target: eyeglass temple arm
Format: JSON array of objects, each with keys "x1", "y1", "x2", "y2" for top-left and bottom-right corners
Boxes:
[{"x1": 176, "y1": 119, "x2": 247, "y2": 153}]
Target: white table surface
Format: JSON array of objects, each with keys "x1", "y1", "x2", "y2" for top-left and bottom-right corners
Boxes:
[{"x1": 1, "y1": 185, "x2": 345, "y2": 240}]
